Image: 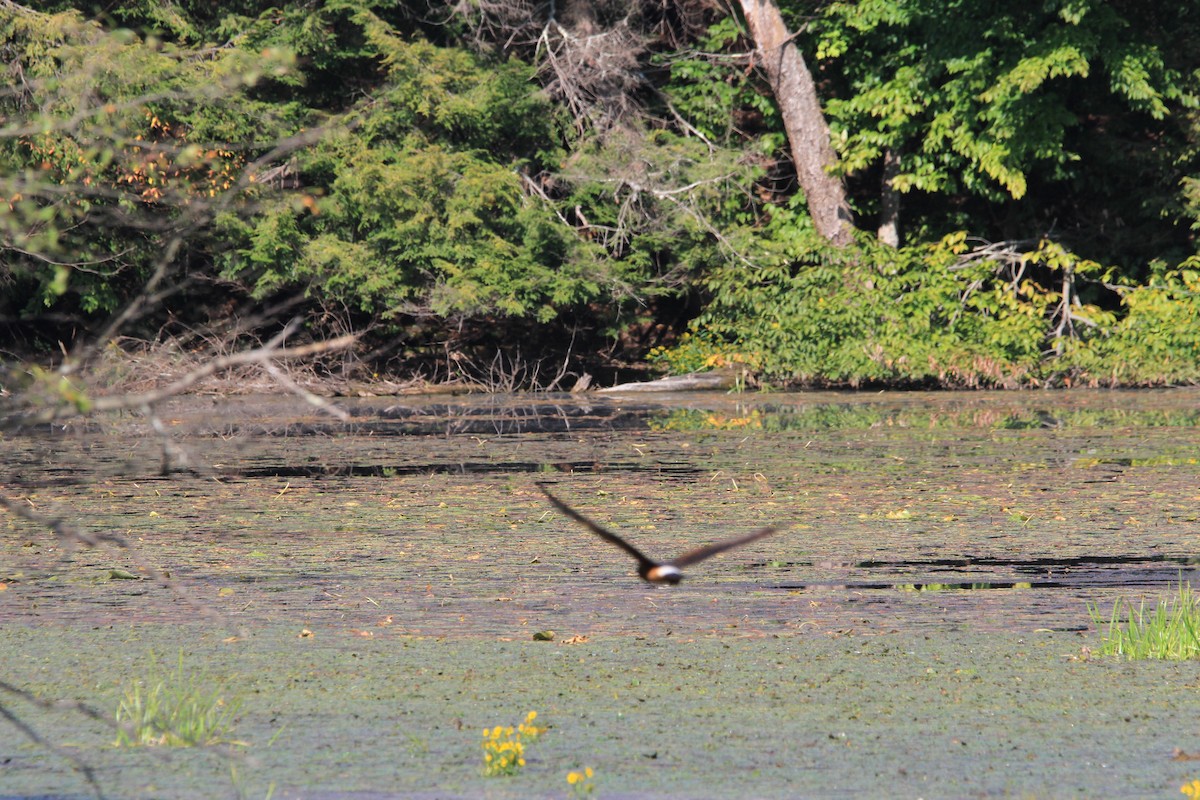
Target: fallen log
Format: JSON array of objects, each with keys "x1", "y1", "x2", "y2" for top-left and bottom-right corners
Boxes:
[{"x1": 597, "y1": 369, "x2": 740, "y2": 393}]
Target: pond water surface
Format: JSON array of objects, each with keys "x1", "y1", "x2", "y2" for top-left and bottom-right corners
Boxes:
[{"x1": 2, "y1": 389, "x2": 1199, "y2": 798}]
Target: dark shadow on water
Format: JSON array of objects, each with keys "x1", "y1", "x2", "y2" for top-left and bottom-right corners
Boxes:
[
  {"x1": 776, "y1": 580, "x2": 1065, "y2": 591},
  {"x1": 855, "y1": 553, "x2": 1200, "y2": 574},
  {"x1": 769, "y1": 554, "x2": 1200, "y2": 591},
  {"x1": 231, "y1": 461, "x2": 703, "y2": 479}
]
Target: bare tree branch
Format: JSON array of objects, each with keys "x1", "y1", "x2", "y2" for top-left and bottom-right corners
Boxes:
[
  {"x1": 0, "y1": 684, "x2": 110, "y2": 800},
  {"x1": 265, "y1": 361, "x2": 351, "y2": 422},
  {"x1": 0, "y1": 493, "x2": 243, "y2": 634}
]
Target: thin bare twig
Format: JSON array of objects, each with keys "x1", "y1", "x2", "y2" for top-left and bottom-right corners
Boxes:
[
  {"x1": 0, "y1": 494, "x2": 242, "y2": 635},
  {"x1": 0, "y1": 685, "x2": 110, "y2": 800},
  {"x1": 7, "y1": 327, "x2": 358, "y2": 428},
  {"x1": 264, "y1": 361, "x2": 350, "y2": 422},
  {"x1": 70, "y1": 237, "x2": 185, "y2": 374}
]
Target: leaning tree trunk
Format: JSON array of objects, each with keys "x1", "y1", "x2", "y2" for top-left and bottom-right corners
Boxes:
[{"x1": 738, "y1": 0, "x2": 854, "y2": 246}]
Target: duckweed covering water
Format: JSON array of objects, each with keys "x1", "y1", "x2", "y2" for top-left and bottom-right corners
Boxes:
[{"x1": 3, "y1": 389, "x2": 1200, "y2": 797}]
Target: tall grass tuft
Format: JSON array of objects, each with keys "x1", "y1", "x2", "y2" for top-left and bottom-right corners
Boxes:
[
  {"x1": 1089, "y1": 582, "x2": 1200, "y2": 660},
  {"x1": 114, "y1": 652, "x2": 243, "y2": 747}
]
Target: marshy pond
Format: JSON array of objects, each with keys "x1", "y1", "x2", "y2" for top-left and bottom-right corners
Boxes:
[{"x1": 3, "y1": 388, "x2": 1200, "y2": 798}]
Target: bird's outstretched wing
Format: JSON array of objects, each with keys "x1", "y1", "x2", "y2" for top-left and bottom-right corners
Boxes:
[
  {"x1": 537, "y1": 483, "x2": 655, "y2": 568},
  {"x1": 669, "y1": 526, "x2": 778, "y2": 568}
]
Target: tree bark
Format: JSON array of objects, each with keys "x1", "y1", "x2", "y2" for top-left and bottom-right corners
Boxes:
[
  {"x1": 738, "y1": 0, "x2": 854, "y2": 246},
  {"x1": 877, "y1": 147, "x2": 901, "y2": 247}
]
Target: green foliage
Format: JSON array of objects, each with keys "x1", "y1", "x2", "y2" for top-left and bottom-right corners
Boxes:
[
  {"x1": 236, "y1": 137, "x2": 600, "y2": 321},
  {"x1": 0, "y1": 2, "x2": 298, "y2": 321},
  {"x1": 1065, "y1": 262, "x2": 1200, "y2": 384},
  {"x1": 3, "y1": 1, "x2": 1199, "y2": 388},
  {"x1": 661, "y1": 16, "x2": 781, "y2": 150},
  {"x1": 646, "y1": 1, "x2": 1200, "y2": 388},
  {"x1": 223, "y1": 12, "x2": 607, "y2": 322},
  {"x1": 814, "y1": 0, "x2": 1197, "y2": 205},
  {"x1": 557, "y1": 127, "x2": 762, "y2": 287},
  {"x1": 671, "y1": 205, "x2": 1200, "y2": 387},
  {"x1": 648, "y1": 332, "x2": 759, "y2": 376},
  {"x1": 691, "y1": 213, "x2": 1036, "y2": 386},
  {"x1": 353, "y1": 17, "x2": 558, "y2": 162}
]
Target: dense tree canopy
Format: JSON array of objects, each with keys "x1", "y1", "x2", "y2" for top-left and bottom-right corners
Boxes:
[
  {"x1": 1, "y1": 0, "x2": 1198, "y2": 391},
  {"x1": 813, "y1": 0, "x2": 1199, "y2": 260}
]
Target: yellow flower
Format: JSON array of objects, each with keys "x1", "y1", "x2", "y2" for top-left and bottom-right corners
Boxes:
[
  {"x1": 519, "y1": 710, "x2": 545, "y2": 740},
  {"x1": 482, "y1": 713, "x2": 544, "y2": 776},
  {"x1": 567, "y1": 772, "x2": 581, "y2": 785},
  {"x1": 1183, "y1": 780, "x2": 1200, "y2": 798}
]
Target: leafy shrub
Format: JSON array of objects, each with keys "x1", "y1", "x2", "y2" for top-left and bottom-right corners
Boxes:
[
  {"x1": 222, "y1": 16, "x2": 614, "y2": 324},
  {"x1": 0, "y1": 4, "x2": 299, "y2": 326},
  {"x1": 671, "y1": 204, "x2": 1199, "y2": 387},
  {"x1": 1062, "y1": 261, "x2": 1200, "y2": 385}
]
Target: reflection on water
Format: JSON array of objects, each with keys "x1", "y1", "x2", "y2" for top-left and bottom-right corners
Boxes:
[
  {"x1": 648, "y1": 399, "x2": 1200, "y2": 433},
  {"x1": 253, "y1": 391, "x2": 1200, "y2": 436},
  {"x1": 26, "y1": 388, "x2": 1195, "y2": 439}
]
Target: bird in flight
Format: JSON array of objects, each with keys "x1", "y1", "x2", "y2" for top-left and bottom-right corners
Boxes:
[{"x1": 537, "y1": 483, "x2": 779, "y2": 585}]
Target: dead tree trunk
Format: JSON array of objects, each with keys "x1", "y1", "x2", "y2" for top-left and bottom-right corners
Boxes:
[{"x1": 738, "y1": 0, "x2": 854, "y2": 246}]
